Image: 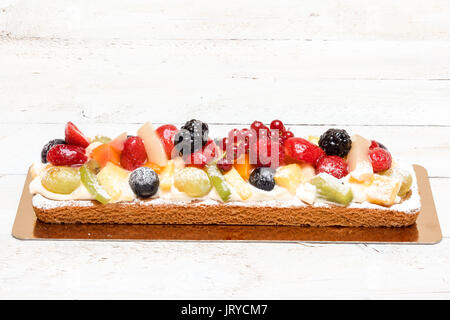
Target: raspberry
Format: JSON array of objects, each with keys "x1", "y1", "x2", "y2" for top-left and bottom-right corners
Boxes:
[
  {"x1": 369, "y1": 147, "x2": 392, "y2": 173},
  {"x1": 284, "y1": 137, "x2": 325, "y2": 166},
  {"x1": 46, "y1": 144, "x2": 87, "y2": 166},
  {"x1": 249, "y1": 137, "x2": 284, "y2": 168},
  {"x1": 318, "y1": 129, "x2": 352, "y2": 157},
  {"x1": 65, "y1": 122, "x2": 90, "y2": 148},
  {"x1": 185, "y1": 139, "x2": 218, "y2": 169},
  {"x1": 120, "y1": 136, "x2": 148, "y2": 171},
  {"x1": 316, "y1": 156, "x2": 349, "y2": 179},
  {"x1": 370, "y1": 140, "x2": 388, "y2": 150}
]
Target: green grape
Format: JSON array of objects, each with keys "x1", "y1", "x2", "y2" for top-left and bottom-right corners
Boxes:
[
  {"x1": 174, "y1": 167, "x2": 212, "y2": 197},
  {"x1": 206, "y1": 164, "x2": 231, "y2": 202},
  {"x1": 42, "y1": 166, "x2": 81, "y2": 194},
  {"x1": 310, "y1": 173, "x2": 353, "y2": 205},
  {"x1": 80, "y1": 164, "x2": 111, "y2": 204},
  {"x1": 92, "y1": 135, "x2": 112, "y2": 144}
]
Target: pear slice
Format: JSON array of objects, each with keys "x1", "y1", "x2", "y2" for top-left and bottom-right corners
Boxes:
[
  {"x1": 138, "y1": 122, "x2": 168, "y2": 167},
  {"x1": 347, "y1": 134, "x2": 373, "y2": 183}
]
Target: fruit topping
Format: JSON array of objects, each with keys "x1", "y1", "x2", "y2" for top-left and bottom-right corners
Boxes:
[
  {"x1": 41, "y1": 139, "x2": 66, "y2": 163},
  {"x1": 369, "y1": 147, "x2": 392, "y2": 173},
  {"x1": 300, "y1": 163, "x2": 316, "y2": 183},
  {"x1": 297, "y1": 183, "x2": 317, "y2": 205},
  {"x1": 46, "y1": 144, "x2": 87, "y2": 166},
  {"x1": 234, "y1": 154, "x2": 254, "y2": 180},
  {"x1": 80, "y1": 163, "x2": 111, "y2": 204},
  {"x1": 249, "y1": 167, "x2": 276, "y2": 191},
  {"x1": 174, "y1": 167, "x2": 212, "y2": 197},
  {"x1": 97, "y1": 162, "x2": 134, "y2": 202},
  {"x1": 42, "y1": 166, "x2": 81, "y2": 194},
  {"x1": 283, "y1": 137, "x2": 325, "y2": 166},
  {"x1": 120, "y1": 136, "x2": 148, "y2": 171},
  {"x1": 92, "y1": 136, "x2": 112, "y2": 144},
  {"x1": 156, "y1": 124, "x2": 179, "y2": 159},
  {"x1": 318, "y1": 129, "x2": 352, "y2": 157},
  {"x1": 224, "y1": 167, "x2": 253, "y2": 200},
  {"x1": 90, "y1": 143, "x2": 121, "y2": 168},
  {"x1": 217, "y1": 157, "x2": 233, "y2": 173},
  {"x1": 129, "y1": 167, "x2": 160, "y2": 198},
  {"x1": 316, "y1": 156, "x2": 349, "y2": 179},
  {"x1": 381, "y1": 166, "x2": 413, "y2": 197},
  {"x1": 143, "y1": 161, "x2": 163, "y2": 174},
  {"x1": 370, "y1": 140, "x2": 387, "y2": 150},
  {"x1": 249, "y1": 136, "x2": 284, "y2": 168},
  {"x1": 270, "y1": 120, "x2": 285, "y2": 134},
  {"x1": 206, "y1": 164, "x2": 232, "y2": 202},
  {"x1": 159, "y1": 160, "x2": 175, "y2": 191},
  {"x1": 250, "y1": 121, "x2": 269, "y2": 137},
  {"x1": 173, "y1": 119, "x2": 209, "y2": 156},
  {"x1": 310, "y1": 173, "x2": 353, "y2": 205},
  {"x1": 274, "y1": 163, "x2": 303, "y2": 194},
  {"x1": 307, "y1": 136, "x2": 319, "y2": 146},
  {"x1": 137, "y1": 122, "x2": 168, "y2": 167},
  {"x1": 65, "y1": 122, "x2": 90, "y2": 148},
  {"x1": 184, "y1": 139, "x2": 218, "y2": 169},
  {"x1": 347, "y1": 134, "x2": 374, "y2": 183},
  {"x1": 110, "y1": 132, "x2": 128, "y2": 152},
  {"x1": 86, "y1": 159, "x2": 101, "y2": 174},
  {"x1": 367, "y1": 175, "x2": 401, "y2": 206}
]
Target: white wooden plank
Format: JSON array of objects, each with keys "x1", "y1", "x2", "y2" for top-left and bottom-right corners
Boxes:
[
  {"x1": 0, "y1": 123, "x2": 449, "y2": 177},
  {"x1": 0, "y1": 232, "x2": 449, "y2": 299},
  {"x1": 1, "y1": 39, "x2": 450, "y2": 126},
  {"x1": 1, "y1": 0, "x2": 450, "y2": 40}
]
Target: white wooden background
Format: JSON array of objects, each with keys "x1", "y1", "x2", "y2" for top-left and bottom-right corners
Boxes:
[{"x1": 1, "y1": 0, "x2": 450, "y2": 299}]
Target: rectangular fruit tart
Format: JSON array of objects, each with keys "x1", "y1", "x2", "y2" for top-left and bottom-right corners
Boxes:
[{"x1": 30, "y1": 120, "x2": 421, "y2": 227}]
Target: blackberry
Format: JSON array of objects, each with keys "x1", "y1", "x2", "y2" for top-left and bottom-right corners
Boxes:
[
  {"x1": 41, "y1": 139, "x2": 66, "y2": 163},
  {"x1": 129, "y1": 167, "x2": 159, "y2": 198},
  {"x1": 319, "y1": 129, "x2": 352, "y2": 157},
  {"x1": 173, "y1": 119, "x2": 209, "y2": 156},
  {"x1": 249, "y1": 167, "x2": 276, "y2": 191}
]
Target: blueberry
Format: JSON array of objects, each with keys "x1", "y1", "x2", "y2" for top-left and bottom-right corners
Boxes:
[
  {"x1": 129, "y1": 167, "x2": 160, "y2": 198},
  {"x1": 41, "y1": 139, "x2": 66, "y2": 163},
  {"x1": 249, "y1": 167, "x2": 276, "y2": 191}
]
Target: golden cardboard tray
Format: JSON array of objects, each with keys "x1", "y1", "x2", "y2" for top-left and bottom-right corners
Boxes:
[{"x1": 12, "y1": 165, "x2": 442, "y2": 244}]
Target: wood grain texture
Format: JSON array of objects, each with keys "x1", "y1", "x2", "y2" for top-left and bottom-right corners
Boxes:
[{"x1": 1, "y1": 0, "x2": 450, "y2": 40}]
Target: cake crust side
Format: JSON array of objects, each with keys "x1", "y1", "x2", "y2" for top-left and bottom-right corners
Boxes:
[{"x1": 33, "y1": 199, "x2": 420, "y2": 227}]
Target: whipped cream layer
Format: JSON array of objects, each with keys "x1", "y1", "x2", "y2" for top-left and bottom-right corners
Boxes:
[{"x1": 30, "y1": 161, "x2": 421, "y2": 214}]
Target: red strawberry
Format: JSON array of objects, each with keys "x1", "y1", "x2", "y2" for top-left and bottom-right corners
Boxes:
[
  {"x1": 316, "y1": 156, "x2": 349, "y2": 179},
  {"x1": 156, "y1": 124, "x2": 178, "y2": 159},
  {"x1": 284, "y1": 137, "x2": 325, "y2": 166},
  {"x1": 120, "y1": 136, "x2": 148, "y2": 171},
  {"x1": 249, "y1": 137, "x2": 284, "y2": 168},
  {"x1": 369, "y1": 147, "x2": 392, "y2": 173},
  {"x1": 46, "y1": 144, "x2": 87, "y2": 166},
  {"x1": 65, "y1": 122, "x2": 90, "y2": 148}
]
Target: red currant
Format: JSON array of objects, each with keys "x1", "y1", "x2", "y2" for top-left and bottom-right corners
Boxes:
[
  {"x1": 221, "y1": 137, "x2": 229, "y2": 151},
  {"x1": 217, "y1": 158, "x2": 233, "y2": 173},
  {"x1": 270, "y1": 120, "x2": 285, "y2": 133},
  {"x1": 228, "y1": 128, "x2": 241, "y2": 144}
]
